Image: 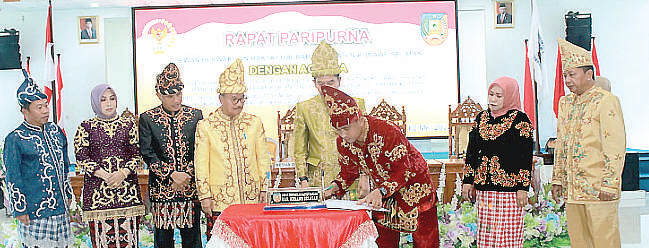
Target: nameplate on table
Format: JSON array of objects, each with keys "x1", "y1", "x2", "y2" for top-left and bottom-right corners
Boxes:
[
  {"x1": 267, "y1": 187, "x2": 322, "y2": 205},
  {"x1": 274, "y1": 161, "x2": 296, "y2": 169}
]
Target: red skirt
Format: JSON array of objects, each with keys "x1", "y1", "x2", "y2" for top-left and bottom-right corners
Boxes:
[{"x1": 476, "y1": 190, "x2": 524, "y2": 248}]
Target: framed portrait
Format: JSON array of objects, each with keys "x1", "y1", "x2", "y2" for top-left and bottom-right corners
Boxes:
[
  {"x1": 78, "y1": 16, "x2": 99, "y2": 44},
  {"x1": 495, "y1": 1, "x2": 514, "y2": 28}
]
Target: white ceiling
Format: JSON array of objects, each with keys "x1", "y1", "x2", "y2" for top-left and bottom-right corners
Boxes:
[{"x1": 0, "y1": 0, "x2": 308, "y2": 11}]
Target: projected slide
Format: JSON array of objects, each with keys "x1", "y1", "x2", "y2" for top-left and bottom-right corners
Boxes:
[{"x1": 133, "y1": 1, "x2": 457, "y2": 137}]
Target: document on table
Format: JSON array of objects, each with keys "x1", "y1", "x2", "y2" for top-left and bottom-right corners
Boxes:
[{"x1": 325, "y1": 199, "x2": 389, "y2": 212}]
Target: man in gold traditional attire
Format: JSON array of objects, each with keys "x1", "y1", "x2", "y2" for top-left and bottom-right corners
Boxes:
[
  {"x1": 551, "y1": 38, "x2": 626, "y2": 248},
  {"x1": 195, "y1": 59, "x2": 271, "y2": 239},
  {"x1": 293, "y1": 41, "x2": 368, "y2": 195}
]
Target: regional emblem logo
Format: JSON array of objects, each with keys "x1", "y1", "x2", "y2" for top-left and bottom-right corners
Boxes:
[
  {"x1": 421, "y1": 13, "x2": 448, "y2": 46},
  {"x1": 272, "y1": 193, "x2": 282, "y2": 204},
  {"x1": 142, "y1": 19, "x2": 177, "y2": 54}
]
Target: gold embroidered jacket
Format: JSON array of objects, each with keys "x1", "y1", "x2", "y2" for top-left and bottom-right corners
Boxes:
[
  {"x1": 552, "y1": 86, "x2": 626, "y2": 202},
  {"x1": 195, "y1": 108, "x2": 271, "y2": 212},
  {"x1": 74, "y1": 116, "x2": 145, "y2": 222},
  {"x1": 333, "y1": 116, "x2": 435, "y2": 232},
  {"x1": 293, "y1": 95, "x2": 365, "y2": 186},
  {"x1": 463, "y1": 110, "x2": 533, "y2": 192},
  {"x1": 139, "y1": 105, "x2": 203, "y2": 203}
]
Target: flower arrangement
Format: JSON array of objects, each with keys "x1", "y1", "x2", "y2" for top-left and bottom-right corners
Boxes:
[
  {"x1": 521, "y1": 184, "x2": 571, "y2": 248},
  {"x1": 0, "y1": 219, "x2": 20, "y2": 248},
  {"x1": 69, "y1": 201, "x2": 91, "y2": 248},
  {"x1": 437, "y1": 201, "x2": 478, "y2": 248},
  {"x1": 398, "y1": 184, "x2": 570, "y2": 248}
]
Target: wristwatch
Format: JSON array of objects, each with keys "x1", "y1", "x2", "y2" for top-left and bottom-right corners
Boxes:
[{"x1": 378, "y1": 187, "x2": 388, "y2": 197}]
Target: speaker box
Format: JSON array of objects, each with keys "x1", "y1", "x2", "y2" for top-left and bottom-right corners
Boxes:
[
  {"x1": 0, "y1": 29, "x2": 22, "y2": 70},
  {"x1": 565, "y1": 12, "x2": 592, "y2": 51}
]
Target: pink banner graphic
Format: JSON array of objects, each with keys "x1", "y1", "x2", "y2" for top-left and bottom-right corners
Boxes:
[{"x1": 134, "y1": 1, "x2": 455, "y2": 38}]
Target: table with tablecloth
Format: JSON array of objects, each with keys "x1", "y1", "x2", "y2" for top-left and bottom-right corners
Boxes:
[{"x1": 206, "y1": 203, "x2": 378, "y2": 248}]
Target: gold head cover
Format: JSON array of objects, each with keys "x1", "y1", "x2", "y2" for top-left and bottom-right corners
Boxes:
[
  {"x1": 558, "y1": 38, "x2": 593, "y2": 72},
  {"x1": 218, "y1": 58, "x2": 247, "y2": 94},
  {"x1": 311, "y1": 41, "x2": 342, "y2": 77}
]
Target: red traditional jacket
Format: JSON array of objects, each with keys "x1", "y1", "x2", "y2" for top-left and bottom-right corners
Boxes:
[{"x1": 333, "y1": 115, "x2": 436, "y2": 232}]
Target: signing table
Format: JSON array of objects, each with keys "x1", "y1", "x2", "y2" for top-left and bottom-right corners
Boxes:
[
  {"x1": 207, "y1": 204, "x2": 378, "y2": 248},
  {"x1": 269, "y1": 159, "x2": 467, "y2": 204}
]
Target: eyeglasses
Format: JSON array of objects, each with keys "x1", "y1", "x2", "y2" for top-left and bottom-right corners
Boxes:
[{"x1": 230, "y1": 95, "x2": 247, "y2": 104}]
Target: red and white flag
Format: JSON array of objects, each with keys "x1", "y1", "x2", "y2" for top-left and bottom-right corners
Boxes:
[
  {"x1": 553, "y1": 43, "x2": 565, "y2": 118},
  {"x1": 56, "y1": 55, "x2": 65, "y2": 134},
  {"x1": 524, "y1": 0, "x2": 544, "y2": 128},
  {"x1": 591, "y1": 37, "x2": 600, "y2": 76},
  {"x1": 43, "y1": 2, "x2": 55, "y2": 103},
  {"x1": 523, "y1": 41, "x2": 536, "y2": 127}
]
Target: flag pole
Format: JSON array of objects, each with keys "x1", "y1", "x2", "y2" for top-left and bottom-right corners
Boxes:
[
  {"x1": 56, "y1": 53, "x2": 62, "y2": 125},
  {"x1": 49, "y1": 0, "x2": 58, "y2": 124},
  {"x1": 525, "y1": 39, "x2": 542, "y2": 153},
  {"x1": 532, "y1": 68, "x2": 541, "y2": 154}
]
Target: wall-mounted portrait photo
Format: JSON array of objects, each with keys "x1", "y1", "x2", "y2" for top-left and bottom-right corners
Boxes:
[
  {"x1": 495, "y1": 1, "x2": 514, "y2": 28},
  {"x1": 79, "y1": 16, "x2": 99, "y2": 44}
]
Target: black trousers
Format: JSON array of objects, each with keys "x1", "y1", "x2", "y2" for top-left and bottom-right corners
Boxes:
[{"x1": 154, "y1": 203, "x2": 202, "y2": 248}]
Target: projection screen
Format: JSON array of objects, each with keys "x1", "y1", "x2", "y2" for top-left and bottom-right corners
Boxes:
[{"x1": 133, "y1": 0, "x2": 458, "y2": 138}]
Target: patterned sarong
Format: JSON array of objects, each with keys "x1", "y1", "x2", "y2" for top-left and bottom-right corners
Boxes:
[
  {"x1": 151, "y1": 201, "x2": 196, "y2": 229},
  {"x1": 476, "y1": 190, "x2": 525, "y2": 248},
  {"x1": 18, "y1": 214, "x2": 73, "y2": 248},
  {"x1": 89, "y1": 216, "x2": 139, "y2": 248}
]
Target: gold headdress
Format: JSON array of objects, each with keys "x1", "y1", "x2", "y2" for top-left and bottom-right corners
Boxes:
[
  {"x1": 558, "y1": 38, "x2": 593, "y2": 72},
  {"x1": 217, "y1": 58, "x2": 247, "y2": 94},
  {"x1": 311, "y1": 41, "x2": 342, "y2": 77}
]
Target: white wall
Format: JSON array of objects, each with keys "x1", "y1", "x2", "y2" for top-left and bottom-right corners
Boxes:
[
  {"x1": 457, "y1": 6, "x2": 487, "y2": 104},
  {"x1": 0, "y1": 7, "x2": 133, "y2": 163},
  {"x1": 1, "y1": 0, "x2": 648, "y2": 157},
  {"x1": 459, "y1": 0, "x2": 649, "y2": 150},
  {"x1": 537, "y1": 0, "x2": 649, "y2": 150}
]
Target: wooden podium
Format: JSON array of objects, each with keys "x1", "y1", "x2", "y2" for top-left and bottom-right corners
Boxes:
[{"x1": 428, "y1": 159, "x2": 464, "y2": 204}]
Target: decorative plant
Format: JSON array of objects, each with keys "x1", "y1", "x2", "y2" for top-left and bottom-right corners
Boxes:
[{"x1": 398, "y1": 184, "x2": 570, "y2": 248}]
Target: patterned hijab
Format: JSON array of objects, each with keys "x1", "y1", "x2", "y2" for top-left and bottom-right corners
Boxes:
[
  {"x1": 91, "y1": 83, "x2": 117, "y2": 119},
  {"x1": 488, "y1": 76, "x2": 521, "y2": 118}
]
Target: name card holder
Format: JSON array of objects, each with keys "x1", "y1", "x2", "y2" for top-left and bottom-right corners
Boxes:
[
  {"x1": 263, "y1": 169, "x2": 327, "y2": 211},
  {"x1": 264, "y1": 187, "x2": 325, "y2": 210}
]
